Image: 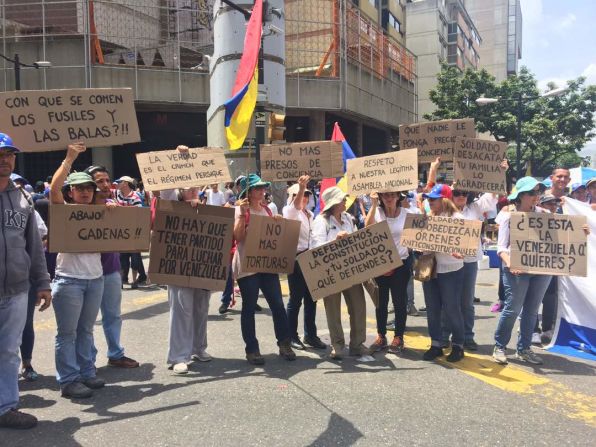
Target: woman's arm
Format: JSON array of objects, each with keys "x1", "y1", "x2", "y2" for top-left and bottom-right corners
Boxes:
[
  {"x1": 364, "y1": 192, "x2": 379, "y2": 227},
  {"x1": 233, "y1": 199, "x2": 249, "y2": 242},
  {"x1": 50, "y1": 142, "x2": 85, "y2": 204}
]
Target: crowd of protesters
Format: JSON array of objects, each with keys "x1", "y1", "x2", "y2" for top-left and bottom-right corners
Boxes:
[{"x1": 1, "y1": 134, "x2": 595, "y2": 429}]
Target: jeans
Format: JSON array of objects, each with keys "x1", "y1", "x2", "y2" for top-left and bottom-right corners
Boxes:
[
  {"x1": 534, "y1": 277, "x2": 557, "y2": 333},
  {"x1": 375, "y1": 258, "x2": 411, "y2": 337},
  {"x1": 221, "y1": 266, "x2": 234, "y2": 306},
  {"x1": 0, "y1": 292, "x2": 27, "y2": 416},
  {"x1": 494, "y1": 269, "x2": 552, "y2": 351},
  {"x1": 20, "y1": 285, "x2": 38, "y2": 363},
  {"x1": 423, "y1": 268, "x2": 465, "y2": 348},
  {"x1": 442, "y1": 261, "x2": 478, "y2": 343},
  {"x1": 52, "y1": 276, "x2": 104, "y2": 385},
  {"x1": 237, "y1": 273, "x2": 290, "y2": 354},
  {"x1": 286, "y1": 260, "x2": 318, "y2": 340},
  {"x1": 92, "y1": 272, "x2": 125, "y2": 361}
]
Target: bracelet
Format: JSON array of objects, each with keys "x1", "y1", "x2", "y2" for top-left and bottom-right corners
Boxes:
[{"x1": 62, "y1": 160, "x2": 72, "y2": 170}]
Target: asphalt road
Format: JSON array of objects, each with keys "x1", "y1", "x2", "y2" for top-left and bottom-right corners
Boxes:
[{"x1": 3, "y1": 265, "x2": 595, "y2": 446}]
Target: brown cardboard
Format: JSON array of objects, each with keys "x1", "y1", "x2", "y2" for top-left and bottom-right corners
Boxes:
[
  {"x1": 0, "y1": 88, "x2": 140, "y2": 152},
  {"x1": 240, "y1": 214, "x2": 301, "y2": 274},
  {"x1": 297, "y1": 221, "x2": 403, "y2": 301},
  {"x1": 509, "y1": 212, "x2": 587, "y2": 276},
  {"x1": 453, "y1": 137, "x2": 507, "y2": 194},
  {"x1": 260, "y1": 141, "x2": 344, "y2": 181},
  {"x1": 136, "y1": 147, "x2": 232, "y2": 191},
  {"x1": 148, "y1": 200, "x2": 235, "y2": 291},
  {"x1": 346, "y1": 149, "x2": 418, "y2": 195},
  {"x1": 49, "y1": 204, "x2": 150, "y2": 253},
  {"x1": 399, "y1": 118, "x2": 475, "y2": 163},
  {"x1": 400, "y1": 214, "x2": 482, "y2": 257}
]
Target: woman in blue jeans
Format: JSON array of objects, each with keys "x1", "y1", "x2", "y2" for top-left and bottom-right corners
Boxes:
[
  {"x1": 420, "y1": 184, "x2": 466, "y2": 363},
  {"x1": 233, "y1": 174, "x2": 295, "y2": 365},
  {"x1": 50, "y1": 143, "x2": 106, "y2": 399}
]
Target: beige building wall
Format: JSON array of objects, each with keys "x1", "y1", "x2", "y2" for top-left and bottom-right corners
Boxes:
[{"x1": 360, "y1": 0, "x2": 380, "y2": 22}]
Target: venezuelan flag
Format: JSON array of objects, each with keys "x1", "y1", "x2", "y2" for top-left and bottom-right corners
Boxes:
[{"x1": 224, "y1": 0, "x2": 263, "y2": 150}]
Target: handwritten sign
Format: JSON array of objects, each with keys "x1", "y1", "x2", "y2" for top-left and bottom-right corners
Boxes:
[
  {"x1": 49, "y1": 204, "x2": 150, "y2": 253},
  {"x1": 399, "y1": 118, "x2": 475, "y2": 163},
  {"x1": 260, "y1": 141, "x2": 344, "y2": 181},
  {"x1": 241, "y1": 215, "x2": 301, "y2": 274},
  {"x1": 400, "y1": 214, "x2": 482, "y2": 257},
  {"x1": 297, "y1": 221, "x2": 402, "y2": 301},
  {"x1": 0, "y1": 88, "x2": 140, "y2": 152},
  {"x1": 136, "y1": 147, "x2": 232, "y2": 191},
  {"x1": 454, "y1": 137, "x2": 507, "y2": 194},
  {"x1": 148, "y1": 200, "x2": 235, "y2": 290},
  {"x1": 346, "y1": 149, "x2": 418, "y2": 195},
  {"x1": 510, "y1": 212, "x2": 587, "y2": 276}
]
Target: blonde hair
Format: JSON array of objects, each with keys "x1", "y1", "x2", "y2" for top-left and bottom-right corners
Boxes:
[{"x1": 430, "y1": 198, "x2": 459, "y2": 216}]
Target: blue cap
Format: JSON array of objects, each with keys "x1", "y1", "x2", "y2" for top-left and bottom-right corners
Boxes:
[
  {"x1": 10, "y1": 173, "x2": 28, "y2": 185},
  {"x1": 570, "y1": 182, "x2": 586, "y2": 194},
  {"x1": 508, "y1": 176, "x2": 546, "y2": 201},
  {"x1": 0, "y1": 133, "x2": 20, "y2": 152},
  {"x1": 423, "y1": 184, "x2": 452, "y2": 200}
]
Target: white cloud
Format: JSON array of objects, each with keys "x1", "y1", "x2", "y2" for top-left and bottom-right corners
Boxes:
[
  {"x1": 581, "y1": 63, "x2": 596, "y2": 86},
  {"x1": 557, "y1": 13, "x2": 577, "y2": 31}
]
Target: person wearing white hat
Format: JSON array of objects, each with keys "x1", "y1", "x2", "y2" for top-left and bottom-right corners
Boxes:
[
  {"x1": 311, "y1": 187, "x2": 369, "y2": 360},
  {"x1": 283, "y1": 176, "x2": 326, "y2": 351}
]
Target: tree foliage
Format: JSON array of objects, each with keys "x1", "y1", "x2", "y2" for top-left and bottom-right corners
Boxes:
[{"x1": 425, "y1": 63, "x2": 596, "y2": 177}]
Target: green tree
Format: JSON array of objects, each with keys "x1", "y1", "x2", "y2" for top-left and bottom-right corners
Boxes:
[{"x1": 425, "y1": 63, "x2": 596, "y2": 177}]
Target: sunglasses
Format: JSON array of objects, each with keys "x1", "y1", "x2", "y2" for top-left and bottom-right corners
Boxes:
[{"x1": 452, "y1": 191, "x2": 468, "y2": 197}]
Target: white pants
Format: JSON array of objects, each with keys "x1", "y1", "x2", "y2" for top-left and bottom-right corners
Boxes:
[{"x1": 167, "y1": 286, "x2": 210, "y2": 364}]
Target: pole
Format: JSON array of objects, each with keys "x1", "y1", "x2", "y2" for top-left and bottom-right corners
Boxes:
[
  {"x1": 14, "y1": 54, "x2": 24, "y2": 175},
  {"x1": 516, "y1": 93, "x2": 522, "y2": 180}
]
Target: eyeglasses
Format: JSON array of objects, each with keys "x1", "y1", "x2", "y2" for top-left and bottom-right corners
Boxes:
[
  {"x1": 71, "y1": 184, "x2": 96, "y2": 192},
  {"x1": 452, "y1": 191, "x2": 468, "y2": 197}
]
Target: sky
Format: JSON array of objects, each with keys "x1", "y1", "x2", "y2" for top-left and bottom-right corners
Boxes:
[{"x1": 519, "y1": 0, "x2": 596, "y2": 158}]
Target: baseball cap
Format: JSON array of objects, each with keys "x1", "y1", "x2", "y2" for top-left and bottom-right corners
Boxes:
[
  {"x1": 423, "y1": 184, "x2": 452, "y2": 200},
  {"x1": 115, "y1": 176, "x2": 137, "y2": 186},
  {"x1": 66, "y1": 172, "x2": 95, "y2": 186},
  {"x1": 10, "y1": 173, "x2": 29, "y2": 185},
  {"x1": 570, "y1": 182, "x2": 586, "y2": 194},
  {"x1": 539, "y1": 194, "x2": 561, "y2": 205},
  {"x1": 0, "y1": 133, "x2": 20, "y2": 152}
]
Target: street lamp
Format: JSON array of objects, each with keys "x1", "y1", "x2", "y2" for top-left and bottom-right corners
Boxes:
[{"x1": 475, "y1": 86, "x2": 569, "y2": 179}]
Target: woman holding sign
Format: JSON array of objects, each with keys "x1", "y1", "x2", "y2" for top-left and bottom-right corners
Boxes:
[
  {"x1": 365, "y1": 191, "x2": 413, "y2": 354},
  {"x1": 312, "y1": 187, "x2": 369, "y2": 360},
  {"x1": 420, "y1": 184, "x2": 466, "y2": 363},
  {"x1": 49, "y1": 143, "x2": 107, "y2": 399},
  {"x1": 233, "y1": 174, "x2": 296, "y2": 365}
]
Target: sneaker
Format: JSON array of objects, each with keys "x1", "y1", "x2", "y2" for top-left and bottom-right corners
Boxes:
[
  {"x1": 0, "y1": 409, "x2": 38, "y2": 429},
  {"x1": 388, "y1": 336, "x2": 404, "y2": 354},
  {"x1": 191, "y1": 351, "x2": 212, "y2": 362},
  {"x1": 541, "y1": 330, "x2": 553, "y2": 344},
  {"x1": 531, "y1": 332, "x2": 542, "y2": 345},
  {"x1": 246, "y1": 351, "x2": 265, "y2": 365},
  {"x1": 516, "y1": 348, "x2": 543, "y2": 365},
  {"x1": 422, "y1": 346, "x2": 443, "y2": 361},
  {"x1": 279, "y1": 342, "x2": 297, "y2": 361},
  {"x1": 173, "y1": 363, "x2": 189, "y2": 375},
  {"x1": 303, "y1": 336, "x2": 327, "y2": 350},
  {"x1": 492, "y1": 346, "x2": 508, "y2": 365},
  {"x1": 386, "y1": 320, "x2": 396, "y2": 331},
  {"x1": 490, "y1": 301, "x2": 504, "y2": 313},
  {"x1": 349, "y1": 345, "x2": 371, "y2": 357},
  {"x1": 407, "y1": 304, "x2": 419, "y2": 316},
  {"x1": 108, "y1": 356, "x2": 140, "y2": 368},
  {"x1": 446, "y1": 345, "x2": 464, "y2": 362},
  {"x1": 21, "y1": 366, "x2": 39, "y2": 382},
  {"x1": 418, "y1": 306, "x2": 427, "y2": 312},
  {"x1": 441, "y1": 340, "x2": 451, "y2": 349},
  {"x1": 290, "y1": 338, "x2": 306, "y2": 351},
  {"x1": 255, "y1": 303, "x2": 263, "y2": 312},
  {"x1": 61, "y1": 381, "x2": 93, "y2": 399},
  {"x1": 82, "y1": 376, "x2": 105, "y2": 389},
  {"x1": 369, "y1": 335, "x2": 388, "y2": 353},
  {"x1": 218, "y1": 303, "x2": 230, "y2": 314},
  {"x1": 464, "y1": 340, "x2": 479, "y2": 351},
  {"x1": 329, "y1": 346, "x2": 343, "y2": 360}
]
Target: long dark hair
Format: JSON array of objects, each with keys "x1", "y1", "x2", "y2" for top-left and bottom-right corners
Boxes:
[{"x1": 378, "y1": 192, "x2": 404, "y2": 214}]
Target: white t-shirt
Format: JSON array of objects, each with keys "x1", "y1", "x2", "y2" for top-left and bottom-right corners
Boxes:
[
  {"x1": 232, "y1": 205, "x2": 272, "y2": 279},
  {"x1": 374, "y1": 207, "x2": 411, "y2": 260},
  {"x1": 268, "y1": 202, "x2": 278, "y2": 216},
  {"x1": 461, "y1": 193, "x2": 498, "y2": 263},
  {"x1": 283, "y1": 204, "x2": 313, "y2": 252},
  {"x1": 432, "y1": 212, "x2": 465, "y2": 274},
  {"x1": 207, "y1": 190, "x2": 226, "y2": 206},
  {"x1": 311, "y1": 212, "x2": 356, "y2": 248},
  {"x1": 56, "y1": 253, "x2": 103, "y2": 280}
]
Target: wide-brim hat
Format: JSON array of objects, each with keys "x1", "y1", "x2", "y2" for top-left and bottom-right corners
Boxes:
[
  {"x1": 287, "y1": 183, "x2": 312, "y2": 196},
  {"x1": 66, "y1": 172, "x2": 95, "y2": 186},
  {"x1": 239, "y1": 173, "x2": 271, "y2": 199},
  {"x1": 508, "y1": 176, "x2": 546, "y2": 201},
  {"x1": 322, "y1": 186, "x2": 348, "y2": 213}
]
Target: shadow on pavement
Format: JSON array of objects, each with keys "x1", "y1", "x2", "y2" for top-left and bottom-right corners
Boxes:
[{"x1": 307, "y1": 412, "x2": 364, "y2": 447}]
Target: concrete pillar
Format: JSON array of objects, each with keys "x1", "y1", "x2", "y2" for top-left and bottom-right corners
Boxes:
[
  {"x1": 309, "y1": 110, "x2": 325, "y2": 141},
  {"x1": 356, "y1": 121, "x2": 363, "y2": 156},
  {"x1": 92, "y1": 147, "x2": 114, "y2": 175}
]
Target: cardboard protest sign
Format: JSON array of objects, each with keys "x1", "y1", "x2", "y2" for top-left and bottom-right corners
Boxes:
[
  {"x1": 240, "y1": 215, "x2": 301, "y2": 274},
  {"x1": 148, "y1": 200, "x2": 235, "y2": 290},
  {"x1": 509, "y1": 212, "x2": 587, "y2": 276},
  {"x1": 260, "y1": 141, "x2": 344, "y2": 181},
  {"x1": 297, "y1": 221, "x2": 403, "y2": 301},
  {"x1": 346, "y1": 149, "x2": 418, "y2": 195},
  {"x1": 400, "y1": 214, "x2": 482, "y2": 257},
  {"x1": 49, "y1": 204, "x2": 150, "y2": 253},
  {"x1": 0, "y1": 88, "x2": 140, "y2": 152},
  {"x1": 399, "y1": 118, "x2": 475, "y2": 163},
  {"x1": 454, "y1": 137, "x2": 507, "y2": 194},
  {"x1": 136, "y1": 147, "x2": 232, "y2": 191}
]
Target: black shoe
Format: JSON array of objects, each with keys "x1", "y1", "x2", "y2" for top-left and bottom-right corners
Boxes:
[
  {"x1": 447, "y1": 345, "x2": 465, "y2": 362},
  {"x1": 82, "y1": 376, "x2": 105, "y2": 389},
  {"x1": 422, "y1": 346, "x2": 443, "y2": 361},
  {"x1": 137, "y1": 275, "x2": 148, "y2": 284},
  {"x1": 219, "y1": 303, "x2": 230, "y2": 314},
  {"x1": 255, "y1": 303, "x2": 263, "y2": 312},
  {"x1": 473, "y1": 297, "x2": 480, "y2": 303},
  {"x1": 131, "y1": 282, "x2": 139, "y2": 290},
  {"x1": 418, "y1": 306, "x2": 427, "y2": 312},
  {"x1": 0, "y1": 409, "x2": 37, "y2": 429},
  {"x1": 464, "y1": 340, "x2": 479, "y2": 351},
  {"x1": 303, "y1": 336, "x2": 327, "y2": 350},
  {"x1": 61, "y1": 382, "x2": 93, "y2": 399},
  {"x1": 290, "y1": 338, "x2": 306, "y2": 350}
]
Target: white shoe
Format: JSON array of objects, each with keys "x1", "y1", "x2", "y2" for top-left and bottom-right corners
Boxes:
[
  {"x1": 531, "y1": 332, "x2": 542, "y2": 345},
  {"x1": 191, "y1": 351, "x2": 212, "y2": 362},
  {"x1": 493, "y1": 346, "x2": 508, "y2": 365},
  {"x1": 173, "y1": 363, "x2": 189, "y2": 374}
]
